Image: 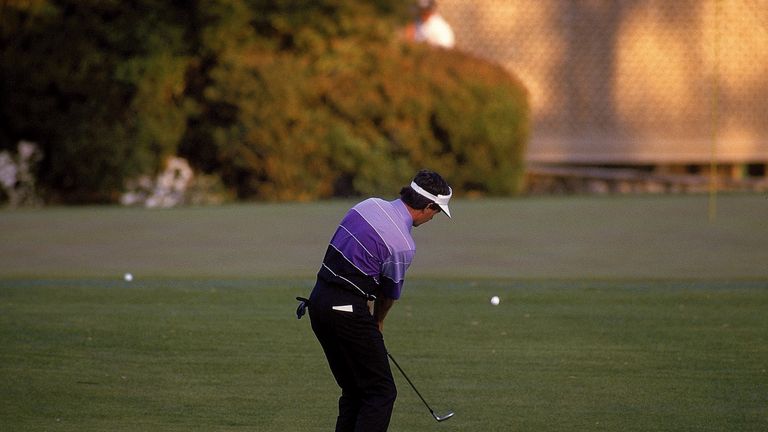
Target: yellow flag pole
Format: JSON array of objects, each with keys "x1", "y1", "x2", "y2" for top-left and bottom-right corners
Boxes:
[{"x1": 708, "y1": 0, "x2": 721, "y2": 223}]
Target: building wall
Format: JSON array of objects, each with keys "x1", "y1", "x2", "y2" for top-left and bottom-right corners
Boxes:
[{"x1": 437, "y1": 0, "x2": 768, "y2": 166}]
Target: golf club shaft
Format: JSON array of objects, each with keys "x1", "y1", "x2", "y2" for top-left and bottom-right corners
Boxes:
[{"x1": 386, "y1": 352, "x2": 437, "y2": 416}]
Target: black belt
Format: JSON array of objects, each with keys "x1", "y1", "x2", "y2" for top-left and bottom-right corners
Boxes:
[{"x1": 295, "y1": 278, "x2": 377, "y2": 320}]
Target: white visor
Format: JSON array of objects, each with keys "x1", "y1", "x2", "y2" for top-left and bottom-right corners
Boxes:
[{"x1": 410, "y1": 181, "x2": 452, "y2": 218}]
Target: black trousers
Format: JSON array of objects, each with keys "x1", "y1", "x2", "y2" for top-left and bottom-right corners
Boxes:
[{"x1": 309, "y1": 281, "x2": 397, "y2": 432}]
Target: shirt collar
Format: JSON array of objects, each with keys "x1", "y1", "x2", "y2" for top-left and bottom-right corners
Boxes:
[{"x1": 391, "y1": 198, "x2": 413, "y2": 231}]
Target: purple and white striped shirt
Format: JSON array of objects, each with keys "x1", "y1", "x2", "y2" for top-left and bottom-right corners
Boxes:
[{"x1": 319, "y1": 198, "x2": 415, "y2": 300}]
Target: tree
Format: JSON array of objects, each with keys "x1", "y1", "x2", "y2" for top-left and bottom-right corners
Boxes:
[
  {"x1": 1, "y1": 0, "x2": 529, "y2": 203},
  {"x1": 1, "y1": 0, "x2": 192, "y2": 202}
]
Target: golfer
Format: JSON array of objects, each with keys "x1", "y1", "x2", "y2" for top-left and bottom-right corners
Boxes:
[{"x1": 305, "y1": 169, "x2": 451, "y2": 431}]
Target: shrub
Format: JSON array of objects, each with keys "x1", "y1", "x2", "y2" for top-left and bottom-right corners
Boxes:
[
  {"x1": 2, "y1": 0, "x2": 529, "y2": 203},
  {"x1": 186, "y1": 1, "x2": 530, "y2": 200},
  {"x1": 1, "y1": 1, "x2": 192, "y2": 203}
]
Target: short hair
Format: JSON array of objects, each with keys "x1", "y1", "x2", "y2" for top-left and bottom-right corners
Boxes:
[{"x1": 400, "y1": 169, "x2": 450, "y2": 210}]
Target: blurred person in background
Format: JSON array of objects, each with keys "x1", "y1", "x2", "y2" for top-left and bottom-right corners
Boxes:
[{"x1": 405, "y1": 0, "x2": 455, "y2": 49}]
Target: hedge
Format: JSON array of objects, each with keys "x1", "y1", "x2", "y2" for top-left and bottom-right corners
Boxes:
[{"x1": 1, "y1": 0, "x2": 528, "y2": 203}]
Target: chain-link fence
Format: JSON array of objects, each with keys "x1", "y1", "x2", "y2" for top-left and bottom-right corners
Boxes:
[{"x1": 438, "y1": 0, "x2": 768, "y2": 174}]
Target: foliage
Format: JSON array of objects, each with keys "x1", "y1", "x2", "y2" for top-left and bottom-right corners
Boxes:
[
  {"x1": 1, "y1": 0, "x2": 529, "y2": 203},
  {"x1": 1, "y1": 0, "x2": 193, "y2": 202}
]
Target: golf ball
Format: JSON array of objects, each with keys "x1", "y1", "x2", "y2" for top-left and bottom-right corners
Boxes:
[
  {"x1": 124, "y1": 273, "x2": 133, "y2": 282},
  {"x1": 490, "y1": 295, "x2": 500, "y2": 305}
]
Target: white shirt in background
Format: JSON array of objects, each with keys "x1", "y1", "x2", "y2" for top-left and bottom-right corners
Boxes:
[{"x1": 414, "y1": 13, "x2": 455, "y2": 49}]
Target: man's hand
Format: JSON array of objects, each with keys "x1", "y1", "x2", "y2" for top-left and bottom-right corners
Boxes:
[{"x1": 374, "y1": 296, "x2": 395, "y2": 333}]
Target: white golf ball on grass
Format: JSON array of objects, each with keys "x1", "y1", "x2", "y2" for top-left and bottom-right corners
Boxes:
[
  {"x1": 490, "y1": 295, "x2": 500, "y2": 306},
  {"x1": 124, "y1": 273, "x2": 133, "y2": 282}
]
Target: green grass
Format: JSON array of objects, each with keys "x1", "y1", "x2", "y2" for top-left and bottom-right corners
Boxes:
[
  {"x1": 1, "y1": 195, "x2": 767, "y2": 430},
  {"x1": 1, "y1": 279, "x2": 766, "y2": 431},
  {"x1": 1, "y1": 194, "x2": 767, "y2": 279}
]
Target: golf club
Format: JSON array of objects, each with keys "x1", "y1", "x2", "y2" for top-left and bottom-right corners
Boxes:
[{"x1": 387, "y1": 352, "x2": 455, "y2": 422}]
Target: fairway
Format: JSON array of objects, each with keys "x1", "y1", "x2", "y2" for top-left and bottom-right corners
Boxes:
[
  {"x1": 1, "y1": 195, "x2": 767, "y2": 431},
  {"x1": 1, "y1": 194, "x2": 767, "y2": 279},
  {"x1": 1, "y1": 279, "x2": 766, "y2": 431}
]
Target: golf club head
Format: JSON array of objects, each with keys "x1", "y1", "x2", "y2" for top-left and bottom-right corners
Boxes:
[{"x1": 432, "y1": 410, "x2": 455, "y2": 422}]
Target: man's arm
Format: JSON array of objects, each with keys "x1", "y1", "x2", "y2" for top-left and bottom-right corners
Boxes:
[{"x1": 374, "y1": 296, "x2": 396, "y2": 333}]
